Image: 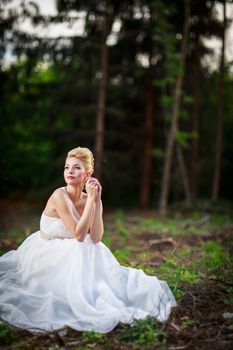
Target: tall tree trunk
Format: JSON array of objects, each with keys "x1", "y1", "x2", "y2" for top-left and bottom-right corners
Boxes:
[
  {"x1": 212, "y1": 0, "x2": 226, "y2": 201},
  {"x1": 139, "y1": 86, "x2": 155, "y2": 208},
  {"x1": 190, "y1": 34, "x2": 201, "y2": 201},
  {"x1": 176, "y1": 144, "x2": 191, "y2": 201},
  {"x1": 159, "y1": 0, "x2": 191, "y2": 217},
  {"x1": 95, "y1": 2, "x2": 110, "y2": 180}
]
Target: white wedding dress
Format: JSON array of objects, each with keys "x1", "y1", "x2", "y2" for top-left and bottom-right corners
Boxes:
[{"x1": 0, "y1": 209, "x2": 176, "y2": 333}]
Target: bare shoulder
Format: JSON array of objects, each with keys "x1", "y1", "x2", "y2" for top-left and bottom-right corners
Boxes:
[
  {"x1": 48, "y1": 187, "x2": 67, "y2": 206},
  {"x1": 44, "y1": 187, "x2": 66, "y2": 217},
  {"x1": 52, "y1": 187, "x2": 66, "y2": 199}
]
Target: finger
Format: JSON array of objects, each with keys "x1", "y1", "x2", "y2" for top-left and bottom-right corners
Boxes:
[
  {"x1": 93, "y1": 181, "x2": 101, "y2": 189},
  {"x1": 90, "y1": 179, "x2": 99, "y2": 186},
  {"x1": 89, "y1": 176, "x2": 97, "y2": 181},
  {"x1": 90, "y1": 177, "x2": 100, "y2": 184}
]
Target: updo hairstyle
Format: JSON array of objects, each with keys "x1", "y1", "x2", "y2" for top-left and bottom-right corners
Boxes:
[{"x1": 66, "y1": 147, "x2": 94, "y2": 176}]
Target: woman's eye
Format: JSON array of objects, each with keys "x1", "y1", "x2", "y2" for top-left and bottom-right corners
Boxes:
[{"x1": 75, "y1": 166, "x2": 81, "y2": 169}]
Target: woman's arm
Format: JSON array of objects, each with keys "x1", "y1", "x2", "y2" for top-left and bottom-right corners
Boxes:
[
  {"x1": 90, "y1": 199, "x2": 104, "y2": 243},
  {"x1": 52, "y1": 181, "x2": 98, "y2": 242},
  {"x1": 88, "y1": 179, "x2": 104, "y2": 243}
]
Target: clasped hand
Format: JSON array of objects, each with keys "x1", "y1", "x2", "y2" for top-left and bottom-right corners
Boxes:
[{"x1": 85, "y1": 177, "x2": 102, "y2": 201}]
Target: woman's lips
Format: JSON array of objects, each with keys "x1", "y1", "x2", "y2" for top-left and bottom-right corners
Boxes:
[{"x1": 67, "y1": 176, "x2": 74, "y2": 179}]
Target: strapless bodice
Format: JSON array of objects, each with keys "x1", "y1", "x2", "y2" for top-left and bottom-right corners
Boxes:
[{"x1": 40, "y1": 212, "x2": 74, "y2": 239}]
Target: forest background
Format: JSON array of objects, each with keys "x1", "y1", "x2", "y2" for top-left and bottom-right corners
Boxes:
[
  {"x1": 0, "y1": 0, "x2": 233, "y2": 217},
  {"x1": 1, "y1": 1, "x2": 233, "y2": 349}
]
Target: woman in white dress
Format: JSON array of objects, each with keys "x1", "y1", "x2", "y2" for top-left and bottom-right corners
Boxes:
[{"x1": 0, "y1": 147, "x2": 176, "y2": 333}]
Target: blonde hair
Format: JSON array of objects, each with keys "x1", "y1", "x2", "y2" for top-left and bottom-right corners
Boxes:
[{"x1": 66, "y1": 147, "x2": 94, "y2": 175}]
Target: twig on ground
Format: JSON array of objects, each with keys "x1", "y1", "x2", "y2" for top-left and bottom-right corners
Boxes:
[
  {"x1": 170, "y1": 322, "x2": 181, "y2": 332},
  {"x1": 148, "y1": 237, "x2": 177, "y2": 248},
  {"x1": 168, "y1": 341, "x2": 192, "y2": 350}
]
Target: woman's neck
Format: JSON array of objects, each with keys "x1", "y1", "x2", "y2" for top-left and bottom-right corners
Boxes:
[{"x1": 65, "y1": 185, "x2": 83, "y2": 204}]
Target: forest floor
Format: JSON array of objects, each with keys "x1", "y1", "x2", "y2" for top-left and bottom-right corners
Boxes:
[{"x1": 0, "y1": 203, "x2": 233, "y2": 350}]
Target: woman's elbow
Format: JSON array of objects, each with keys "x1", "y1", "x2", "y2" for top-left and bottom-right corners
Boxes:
[
  {"x1": 91, "y1": 237, "x2": 101, "y2": 244},
  {"x1": 74, "y1": 231, "x2": 86, "y2": 242},
  {"x1": 90, "y1": 232, "x2": 104, "y2": 244},
  {"x1": 76, "y1": 237, "x2": 85, "y2": 242}
]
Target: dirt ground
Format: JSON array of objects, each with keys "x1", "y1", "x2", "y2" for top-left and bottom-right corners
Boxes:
[{"x1": 0, "y1": 206, "x2": 233, "y2": 350}]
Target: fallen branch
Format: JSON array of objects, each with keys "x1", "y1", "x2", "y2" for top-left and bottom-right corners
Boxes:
[
  {"x1": 170, "y1": 321, "x2": 181, "y2": 332},
  {"x1": 148, "y1": 237, "x2": 177, "y2": 248},
  {"x1": 169, "y1": 341, "x2": 192, "y2": 350},
  {"x1": 181, "y1": 215, "x2": 210, "y2": 229}
]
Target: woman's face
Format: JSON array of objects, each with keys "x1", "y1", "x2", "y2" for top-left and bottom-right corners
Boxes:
[{"x1": 64, "y1": 157, "x2": 87, "y2": 186}]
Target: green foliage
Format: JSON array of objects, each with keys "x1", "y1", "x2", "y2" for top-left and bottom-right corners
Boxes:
[
  {"x1": 0, "y1": 323, "x2": 17, "y2": 344},
  {"x1": 203, "y1": 241, "x2": 227, "y2": 261},
  {"x1": 224, "y1": 287, "x2": 233, "y2": 306},
  {"x1": 210, "y1": 214, "x2": 232, "y2": 225},
  {"x1": 140, "y1": 218, "x2": 169, "y2": 232},
  {"x1": 139, "y1": 264, "x2": 157, "y2": 276},
  {"x1": 159, "y1": 254, "x2": 199, "y2": 299},
  {"x1": 11, "y1": 344, "x2": 33, "y2": 350},
  {"x1": 201, "y1": 242, "x2": 230, "y2": 279},
  {"x1": 175, "y1": 130, "x2": 193, "y2": 148},
  {"x1": 81, "y1": 330, "x2": 106, "y2": 344},
  {"x1": 0, "y1": 0, "x2": 232, "y2": 205},
  {"x1": 118, "y1": 225, "x2": 128, "y2": 237},
  {"x1": 113, "y1": 247, "x2": 132, "y2": 264},
  {"x1": 140, "y1": 213, "x2": 232, "y2": 236},
  {"x1": 117, "y1": 317, "x2": 165, "y2": 346},
  {"x1": 114, "y1": 210, "x2": 125, "y2": 222},
  {"x1": 1, "y1": 210, "x2": 233, "y2": 349},
  {"x1": 161, "y1": 95, "x2": 173, "y2": 107},
  {"x1": 181, "y1": 319, "x2": 199, "y2": 327},
  {"x1": 178, "y1": 247, "x2": 198, "y2": 258},
  {"x1": 140, "y1": 217, "x2": 183, "y2": 235},
  {"x1": 6, "y1": 228, "x2": 27, "y2": 244},
  {"x1": 183, "y1": 95, "x2": 193, "y2": 105},
  {"x1": 151, "y1": 148, "x2": 164, "y2": 159},
  {"x1": 114, "y1": 210, "x2": 128, "y2": 237},
  {"x1": 30, "y1": 64, "x2": 65, "y2": 84},
  {"x1": 102, "y1": 232, "x2": 112, "y2": 249},
  {"x1": 135, "y1": 251, "x2": 151, "y2": 264}
]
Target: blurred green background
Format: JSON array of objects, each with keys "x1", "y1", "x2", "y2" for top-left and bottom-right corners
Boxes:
[{"x1": 0, "y1": 0, "x2": 232, "y2": 212}]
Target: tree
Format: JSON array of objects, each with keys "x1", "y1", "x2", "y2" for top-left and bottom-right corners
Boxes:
[
  {"x1": 190, "y1": 32, "x2": 201, "y2": 201},
  {"x1": 187, "y1": 0, "x2": 221, "y2": 201},
  {"x1": 95, "y1": 1, "x2": 113, "y2": 179},
  {"x1": 139, "y1": 85, "x2": 155, "y2": 208},
  {"x1": 212, "y1": 0, "x2": 226, "y2": 200},
  {"x1": 159, "y1": 0, "x2": 191, "y2": 217}
]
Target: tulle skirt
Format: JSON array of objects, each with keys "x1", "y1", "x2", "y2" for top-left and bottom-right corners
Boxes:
[{"x1": 0, "y1": 232, "x2": 176, "y2": 333}]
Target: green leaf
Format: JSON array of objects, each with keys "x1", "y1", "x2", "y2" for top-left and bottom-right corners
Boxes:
[
  {"x1": 175, "y1": 131, "x2": 192, "y2": 148},
  {"x1": 151, "y1": 148, "x2": 164, "y2": 159}
]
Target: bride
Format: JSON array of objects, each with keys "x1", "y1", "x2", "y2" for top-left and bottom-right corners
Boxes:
[{"x1": 0, "y1": 147, "x2": 176, "y2": 333}]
